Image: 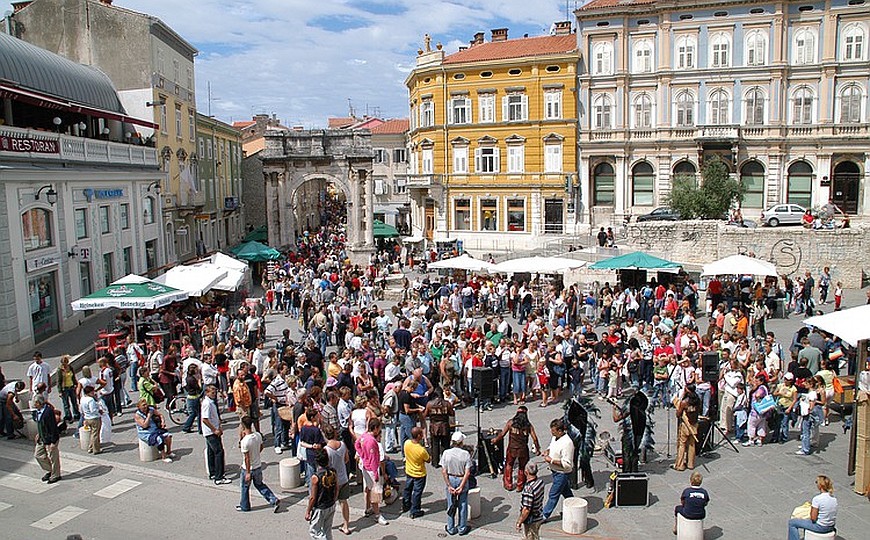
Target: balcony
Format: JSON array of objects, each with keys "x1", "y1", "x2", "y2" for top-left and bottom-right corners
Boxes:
[
  {"x1": 404, "y1": 174, "x2": 443, "y2": 188},
  {"x1": 0, "y1": 125, "x2": 158, "y2": 167},
  {"x1": 833, "y1": 123, "x2": 868, "y2": 136},
  {"x1": 696, "y1": 125, "x2": 739, "y2": 142}
]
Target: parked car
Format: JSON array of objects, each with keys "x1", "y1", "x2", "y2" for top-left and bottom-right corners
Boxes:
[
  {"x1": 636, "y1": 207, "x2": 681, "y2": 222},
  {"x1": 760, "y1": 204, "x2": 806, "y2": 226}
]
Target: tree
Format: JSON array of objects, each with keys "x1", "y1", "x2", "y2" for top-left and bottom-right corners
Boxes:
[{"x1": 665, "y1": 158, "x2": 744, "y2": 219}]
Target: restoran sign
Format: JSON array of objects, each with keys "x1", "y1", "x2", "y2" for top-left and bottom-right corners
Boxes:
[{"x1": 0, "y1": 135, "x2": 59, "y2": 154}]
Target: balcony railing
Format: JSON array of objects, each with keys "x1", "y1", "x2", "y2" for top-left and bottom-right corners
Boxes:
[
  {"x1": 0, "y1": 125, "x2": 158, "y2": 166},
  {"x1": 404, "y1": 174, "x2": 444, "y2": 188},
  {"x1": 697, "y1": 125, "x2": 739, "y2": 140}
]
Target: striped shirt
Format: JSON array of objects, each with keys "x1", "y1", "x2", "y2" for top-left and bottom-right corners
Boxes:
[
  {"x1": 265, "y1": 375, "x2": 290, "y2": 405},
  {"x1": 521, "y1": 477, "x2": 545, "y2": 523}
]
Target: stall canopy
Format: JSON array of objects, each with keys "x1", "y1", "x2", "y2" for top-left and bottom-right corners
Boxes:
[
  {"x1": 493, "y1": 256, "x2": 587, "y2": 275},
  {"x1": 803, "y1": 305, "x2": 870, "y2": 346},
  {"x1": 373, "y1": 219, "x2": 400, "y2": 239},
  {"x1": 209, "y1": 252, "x2": 249, "y2": 273},
  {"x1": 154, "y1": 265, "x2": 227, "y2": 297},
  {"x1": 242, "y1": 225, "x2": 268, "y2": 243},
  {"x1": 191, "y1": 262, "x2": 245, "y2": 292},
  {"x1": 428, "y1": 253, "x2": 496, "y2": 273},
  {"x1": 230, "y1": 240, "x2": 281, "y2": 262},
  {"x1": 588, "y1": 251, "x2": 682, "y2": 272},
  {"x1": 71, "y1": 275, "x2": 188, "y2": 311},
  {"x1": 701, "y1": 254, "x2": 778, "y2": 277}
]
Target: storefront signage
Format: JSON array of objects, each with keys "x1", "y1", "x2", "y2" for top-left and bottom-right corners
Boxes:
[
  {"x1": 0, "y1": 135, "x2": 59, "y2": 154},
  {"x1": 25, "y1": 253, "x2": 60, "y2": 272},
  {"x1": 83, "y1": 188, "x2": 124, "y2": 201}
]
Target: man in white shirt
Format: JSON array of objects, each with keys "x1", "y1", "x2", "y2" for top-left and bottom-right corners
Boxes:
[
  {"x1": 201, "y1": 384, "x2": 231, "y2": 484},
  {"x1": 97, "y1": 356, "x2": 115, "y2": 416},
  {"x1": 79, "y1": 385, "x2": 104, "y2": 454},
  {"x1": 125, "y1": 336, "x2": 144, "y2": 392},
  {"x1": 237, "y1": 416, "x2": 280, "y2": 512},
  {"x1": 541, "y1": 418, "x2": 575, "y2": 521},
  {"x1": 27, "y1": 352, "x2": 51, "y2": 395}
]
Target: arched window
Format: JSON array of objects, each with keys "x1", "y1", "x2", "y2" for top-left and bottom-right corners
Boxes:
[
  {"x1": 740, "y1": 161, "x2": 765, "y2": 208},
  {"x1": 634, "y1": 93, "x2": 653, "y2": 128},
  {"x1": 842, "y1": 23, "x2": 866, "y2": 61},
  {"x1": 675, "y1": 91, "x2": 695, "y2": 126},
  {"x1": 745, "y1": 30, "x2": 767, "y2": 65},
  {"x1": 744, "y1": 87, "x2": 766, "y2": 125},
  {"x1": 22, "y1": 208, "x2": 53, "y2": 251},
  {"x1": 673, "y1": 161, "x2": 697, "y2": 185},
  {"x1": 793, "y1": 28, "x2": 816, "y2": 64},
  {"x1": 709, "y1": 89, "x2": 730, "y2": 125},
  {"x1": 632, "y1": 162, "x2": 655, "y2": 206},
  {"x1": 792, "y1": 86, "x2": 814, "y2": 124},
  {"x1": 839, "y1": 85, "x2": 863, "y2": 123},
  {"x1": 592, "y1": 42, "x2": 613, "y2": 75},
  {"x1": 675, "y1": 35, "x2": 696, "y2": 69},
  {"x1": 710, "y1": 33, "x2": 731, "y2": 67},
  {"x1": 787, "y1": 161, "x2": 813, "y2": 208},
  {"x1": 593, "y1": 94, "x2": 614, "y2": 129},
  {"x1": 143, "y1": 197, "x2": 155, "y2": 224},
  {"x1": 633, "y1": 39, "x2": 653, "y2": 73},
  {"x1": 593, "y1": 162, "x2": 615, "y2": 206}
]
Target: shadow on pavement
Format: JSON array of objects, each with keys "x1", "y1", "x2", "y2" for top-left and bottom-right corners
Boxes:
[{"x1": 72, "y1": 464, "x2": 113, "y2": 480}]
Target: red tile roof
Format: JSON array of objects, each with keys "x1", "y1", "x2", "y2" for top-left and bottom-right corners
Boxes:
[
  {"x1": 232, "y1": 121, "x2": 255, "y2": 129},
  {"x1": 443, "y1": 34, "x2": 576, "y2": 65},
  {"x1": 328, "y1": 117, "x2": 357, "y2": 128},
  {"x1": 579, "y1": 0, "x2": 658, "y2": 11},
  {"x1": 369, "y1": 118, "x2": 409, "y2": 134}
]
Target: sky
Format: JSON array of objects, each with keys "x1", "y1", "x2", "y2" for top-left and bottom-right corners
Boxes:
[{"x1": 116, "y1": 0, "x2": 579, "y2": 128}]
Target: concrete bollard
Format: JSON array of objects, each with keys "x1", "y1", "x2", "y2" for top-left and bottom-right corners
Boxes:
[
  {"x1": 204, "y1": 448, "x2": 210, "y2": 476},
  {"x1": 804, "y1": 531, "x2": 836, "y2": 540},
  {"x1": 561, "y1": 497, "x2": 588, "y2": 535},
  {"x1": 676, "y1": 514, "x2": 704, "y2": 540},
  {"x1": 79, "y1": 426, "x2": 89, "y2": 451},
  {"x1": 138, "y1": 438, "x2": 159, "y2": 462},
  {"x1": 468, "y1": 487, "x2": 481, "y2": 520},
  {"x1": 279, "y1": 457, "x2": 302, "y2": 489}
]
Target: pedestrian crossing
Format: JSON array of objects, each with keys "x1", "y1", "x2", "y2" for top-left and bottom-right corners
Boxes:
[
  {"x1": 94, "y1": 479, "x2": 141, "y2": 499},
  {"x1": 30, "y1": 505, "x2": 88, "y2": 531},
  {"x1": 0, "y1": 471, "x2": 56, "y2": 494}
]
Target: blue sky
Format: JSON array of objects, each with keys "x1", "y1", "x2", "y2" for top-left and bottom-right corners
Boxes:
[{"x1": 117, "y1": 0, "x2": 578, "y2": 127}]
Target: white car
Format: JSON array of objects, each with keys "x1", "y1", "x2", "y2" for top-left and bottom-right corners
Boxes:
[{"x1": 760, "y1": 204, "x2": 806, "y2": 226}]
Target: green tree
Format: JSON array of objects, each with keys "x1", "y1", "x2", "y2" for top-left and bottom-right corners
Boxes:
[{"x1": 665, "y1": 158, "x2": 744, "y2": 219}]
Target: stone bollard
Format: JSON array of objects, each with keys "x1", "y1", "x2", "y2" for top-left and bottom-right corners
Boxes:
[
  {"x1": 204, "y1": 448, "x2": 210, "y2": 476},
  {"x1": 279, "y1": 457, "x2": 302, "y2": 489},
  {"x1": 79, "y1": 426, "x2": 89, "y2": 451},
  {"x1": 468, "y1": 487, "x2": 481, "y2": 519},
  {"x1": 676, "y1": 514, "x2": 704, "y2": 540},
  {"x1": 804, "y1": 531, "x2": 836, "y2": 540},
  {"x1": 561, "y1": 497, "x2": 588, "y2": 535},
  {"x1": 138, "y1": 439, "x2": 159, "y2": 462}
]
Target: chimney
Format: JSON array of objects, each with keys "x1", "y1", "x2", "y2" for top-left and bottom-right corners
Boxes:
[
  {"x1": 553, "y1": 21, "x2": 572, "y2": 35},
  {"x1": 470, "y1": 32, "x2": 484, "y2": 46},
  {"x1": 491, "y1": 28, "x2": 508, "y2": 42}
]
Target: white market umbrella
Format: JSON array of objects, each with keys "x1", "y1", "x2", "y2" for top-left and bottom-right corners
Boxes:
[
  {"x1": 191, "y1": 262, "x2": 245, "y2": 292},
  {"x1": 803, "y1": 304, "x2": 870, "y2": 346},
  {"x1": 701, "y1": 255, "x2": 778, "y2": 277},
  {"x1": 428, "y1": 253, "x2": 496, "y2": 273},
  {"x1": 154, "y1": 265, "x2": 227, "y2": 297},
  {"x1": 209, "y1": 252, "x2": 250, "y2": 273},
  {"x1": 493, "y1": 256, "x2": 586, "y2": 275}
]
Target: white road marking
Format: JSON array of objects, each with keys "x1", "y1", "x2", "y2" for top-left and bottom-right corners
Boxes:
[
  {"x1": 63, "y1": 458, "x2": 92, "y2": 474},
  {"x1": 0, "y1": 472, "x2": 56, "y2": 494},
  {"x1": 94, "y1": 478, "x2": 141, "y2": 499},
  {"x1": 30, "y1": 506, "x2": 87, "y2": 531},
  {"x1": 0, "y1": 501, "x2": 12, "y2": 512}
]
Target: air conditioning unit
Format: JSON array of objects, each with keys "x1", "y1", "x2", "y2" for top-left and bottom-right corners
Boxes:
[{"x1": 164, "y1": 194, "x2": 177, "y2": 207}]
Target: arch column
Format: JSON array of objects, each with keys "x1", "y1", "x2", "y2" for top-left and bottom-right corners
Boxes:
[{"x1": 363, "y1": 169, "x2": 374, "y2": 248}]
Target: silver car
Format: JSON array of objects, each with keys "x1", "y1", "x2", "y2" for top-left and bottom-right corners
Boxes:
[{"x1": 760, "y1": 204, "x2": 806, "y2": 226}]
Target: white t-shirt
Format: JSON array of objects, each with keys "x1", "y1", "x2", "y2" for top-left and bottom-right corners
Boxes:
[
  {"x1": 547, "y1": 433, "x2": 575, "y2": 473},
  {"x1": 241, "y1": 431, "x2": 263, "y2": 470},
  {"x1": 201, "y1": 396, "x2": 221, "y2": 436},
  {"x1": 99, "y1": 367, "x2": 114, "y2": 396},
  {"x1": 812, "y1": 492, "x2": 837, "y2": 527},
  {"x1": 326, "y1": 442, "x2": 349, "y2": 485},
  {"x1": 351, "y1": 408, "x2": 367, "y2": 436},
  {"x1": 27, "y1": 361, "x2": 51, "y2": 392}
]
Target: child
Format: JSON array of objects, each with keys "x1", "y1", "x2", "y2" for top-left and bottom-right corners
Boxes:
[
  {"x1": 834, "y1": 282, "x2": 842, "y2": 311},
  {"x1": 537, "y1": 361, "x2": 550, "y2": 407},
  {"x1": 652, "y1": 358, "x2": 670, "y2": 409},
  {"x1": 607, "y1": 361, "x2": 619, "y2": 400},
  {"x1": 569, "y1": 358, "x2": 584, "y2": 397},
  {"x1": 597, "y1": 354, "x2": 610, "y2": 399}
]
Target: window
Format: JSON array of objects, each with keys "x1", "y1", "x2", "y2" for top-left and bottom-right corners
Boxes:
[
  {"x1": 421, "y1": 148, "x2": 434, "y2": 174},
  {"x1": 745, "y1": 30, "x2": 767, "y2": 66},
  {"x1": 507, "y1": 199, "x2": 525, "y2": 231},
  {"x1": 145, "y1": 239, "x2": 158, "y2": 270},
  {"x1": 207, "y1": 140, "x2": 213, "y2": 160},
  {"x1": 840, "y1": 85, "x2": 863, "y2": 123},
  {"x1": 675, "y1": 91, "x2": 695, "y2": 126},
  {"x1": 544, "y1": 143, "x2": 562, "y2": 173},
  {"x1": 633, "y1": 39, "x2": 653, "y2": 73},
  {"x1": 79, "y1": 262, "x2": 92, "y2": 300},
  {"x1": 175, "y1": 105, "x2": 182, "y2": 138},
  {"x1": 593, "y1": 162, "x2": 615, "y2": 205},
  {"x1": 787, "y1": 161, "x2": 813, "y2": 208},
  {"x1": 593, "y1": 42, "x2": 613, "y2": 75},
  {"x1": 452, "y1": 145, "x2": 468, "y2": 174},
  {"x1": 99, "y1": 206, "x2": 111, "y2": 234},
  {"x1": 676, "y1": 35, "x2": 696, "y2": 69},
  {"x1": 480, "y1": 199, "x2": 498, "y2": 231},
  {"x1": 21, "y1": 208, "x2": 52, "y2": 251},
  {"x1": 740, "y1": 161, "x2": 765, "y2": 208},
  {"x1": 160, "y1": 103, "x2": 168, "y2": 134},
  {"x1": 792, "y1": 86, "x2": 814, "y2": 124},
  {"x1": 507, "y1": 145, "x2": 525, "y2": 173},
  {"x1": 393, "y1": 148, "x2": 407, "y2": 163},
  {"x1": 419, "y1": 100, "x2": 434, "y2": 127},
  {"x1": 544, "y1": 91, "x2": 562, "y2": 119},
  {"x1": 544, "y1": 199, "x2": 564, "y2": 234},
  {"x1": 634, "y1": 93, "x2": 653, "y2": 128},
  {"x1": 843, "y1": 23, "x2": 866, "y2": 61},
  {"x1": 143, "y1": 197, "x2": 155, "y2": 224},
  {"x1": 103, "y1": 252, "x2": 114, "y2": 286},
  {"x1": 503, "y1": 94, "x2": 528, "y2": 121},
  {"x1": 120, "y1": 203, "x2": 130, "y2": 230},
  {"x1": 394, "y1": 177, "x2": 407, "y2": 194},
  {"x1": 593, "y1": 94, "x2": 613, "y2": 129},
  {"x1": 632, "y1": 162, "x2": 655, "y2": 206},
  {"x1": 479, "y1": 94, "x2": 495, "y2": 123},
  {"x1": 709, "y1": 89, "x2": 730, "y2": 125},
  {"x1": 449, "y1": 97, "x2": 471, "y2": 124},
  {"x1": 373, "y1": 148, "x2": 388, "y2": 164},
  {"x1": 475, "y1": 146, "x2": 499, "y2": 173},
  {"x1": 710, "y1": 33, "x2": 731, "y2": 67},
  {"x1": 199, "y1": 137, "x2": 205, "y2": 158},
  {"x1": 793, "y1": 28, "x2": 816, "y2": 64},
  {"x1": 673, "y1": 161, "x2": 697, "y2": 181},
  {"x1": 454, "y1": 198, "x2": 471, "y2": 230},
  {"x1": 123, "y1": 246, "x2": 133, "y2": 275},
  {"x1": 188, "y1": 110, "x2": 195, "y2": 140},
  {"x1": 744, "y1": 87, "x2": 766, "y2": 125},
  {"x1": 74, "y1": 208, "x2": 88, "y2": 240}
]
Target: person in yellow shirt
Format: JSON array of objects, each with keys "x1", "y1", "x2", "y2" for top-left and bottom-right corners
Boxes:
[
  {"x1": 773, "y1": 372, "x2": 798, "y2": 443},
  {"x1": 815, "y1": 361, "x2": 836, "y2": 426},
  {"x1": 402, "y1": 426, "x2": 430, "y2": 518}
]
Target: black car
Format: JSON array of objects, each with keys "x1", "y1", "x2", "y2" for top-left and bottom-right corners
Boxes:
[{"x1": 635, "y1": 207, "x2": 681, "y2": 222}]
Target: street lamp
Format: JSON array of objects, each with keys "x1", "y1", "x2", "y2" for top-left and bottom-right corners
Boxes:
[
  {"x1": 35, "y1": 185, "x2": 58, "y2": 205},
  {"x1": 147, "y1": 181, "x2": 162, "y2": 195},
  {"x1": 52, "y1": 117, "x2": 62, "y2": 133}
]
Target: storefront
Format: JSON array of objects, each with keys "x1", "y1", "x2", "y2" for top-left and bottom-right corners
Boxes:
[{"x1": 28, "y1": 271, "x2": 59, "y2": 342}]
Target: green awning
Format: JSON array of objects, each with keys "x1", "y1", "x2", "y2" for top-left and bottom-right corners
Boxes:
[
  {"x1": 373, "y1": 219, "x2": 399, "y2": 238},
  {"x1": 588, "y1": 251, "x2": 682, "y2": 271},
  {"x1": 71, "y1": 276, "x2": 188, "y2": 310},
  {"x1": 229, "y1": 240, "x2": 281, "y2": 262},
  {"x1": 242, "y1": 225, "x2": 268, "y2": 243}
]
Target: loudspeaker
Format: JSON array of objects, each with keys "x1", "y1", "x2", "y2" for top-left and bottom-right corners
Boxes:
[
  {"x1": 696, "y1": 417, "x2": 714, "y2": 454},
  {"x1": 472, "y1": 367, "x2": 495, "y2": 400},
  {"x1": 613, "y1": 473, "x2": 649, "y2": 507},
  {"x1": 701, "y1": 352, "x2": 719, "y2": 383}
]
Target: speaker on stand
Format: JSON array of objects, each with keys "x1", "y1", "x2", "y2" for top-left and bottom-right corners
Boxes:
[{"x1": 471, "y1": 367, "x2": 495, "y2": 401}]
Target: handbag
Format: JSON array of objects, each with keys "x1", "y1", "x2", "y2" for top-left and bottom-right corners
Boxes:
[
  {"x1": 752, "y1": 394, "x2": 776, "y2": 415},
  {"x1": 277, "y1": 406, "x2": 294, "y2": 422},
  {"x1": 791, "y1": 502, "x2": 812, "y2": 520},
  {"x1": 151, "y1": 384, "x2": 165, "y2": 404}
]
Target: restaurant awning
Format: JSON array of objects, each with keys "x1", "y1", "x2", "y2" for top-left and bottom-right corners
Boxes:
[
  {"x1": 71, "y1": 275, "x2": 187, "y2": 310},
  {"x1": 230, "y1": 240, "x2": 281, "y2": 262},
  {"x1": 588, "y1": 251, "x2": 682, "y2": 272},
  {"x1": 191, "y1": 262, "x2": 246, "y2": 292},
  {"x1": 803, "y1": 305, "x2": 870, "y2": 347},
  {"x1": 209, "y1": 252, "x2": 250, "y2": 273},
  {"x1": 373, "y1": 219, "x2": 400, "y2": 239},
  {"x1": 154, "y1": 265, "x2": 227, "y2": 297}
]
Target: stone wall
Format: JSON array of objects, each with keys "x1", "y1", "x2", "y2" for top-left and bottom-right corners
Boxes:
[{"x1": 622, "y1": 221, "x2": 869, "y2": 288}]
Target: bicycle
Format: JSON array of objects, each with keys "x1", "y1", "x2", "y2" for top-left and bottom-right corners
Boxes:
[{"x1": 166, "y1": 394, "x2": 188, "y2": 426}]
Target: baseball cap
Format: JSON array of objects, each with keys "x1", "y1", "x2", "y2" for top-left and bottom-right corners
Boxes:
[
  {"x1": 784, "y1": 372, "x2": 795, "y2": 381},
  {"x1": 451, "y1": 431, "x2": 466, "y2": 443}
]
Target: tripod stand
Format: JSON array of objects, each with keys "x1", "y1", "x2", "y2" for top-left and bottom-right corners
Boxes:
[{"x1": 698, "y1": 399, "x2": 740, "y2": 456}]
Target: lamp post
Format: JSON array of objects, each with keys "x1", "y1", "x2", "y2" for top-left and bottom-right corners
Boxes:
[{"x1": 35, "y1": 185, "x2": 58, "y2": 205}]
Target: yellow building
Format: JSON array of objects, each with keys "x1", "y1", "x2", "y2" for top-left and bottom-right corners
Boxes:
[{"x1": 405, "y1": 23, "x2": 580, "y2": 255}]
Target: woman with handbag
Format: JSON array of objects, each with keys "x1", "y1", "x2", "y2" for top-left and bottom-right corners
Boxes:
[
  {"x1": 796, "y1": 378, "x2": 821, "y2": 455},
  {"x1": 743, "y1": 374, "x2": 772, "y2": 447},
  {"x1": 137, "y1": 367, "x2": 163, "y2": 406},
  {"x1": 787, "y1": 475, "x2": 837, "y2": 540}
]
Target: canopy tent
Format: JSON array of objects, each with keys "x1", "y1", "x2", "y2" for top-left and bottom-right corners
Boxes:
[
  {"x1": 402, "y1": 236, "x2": 426, "y2": 244},
  {"x1": 242, "y1": 225, "x2": 268, "y2": 243},
  {"x1": 493, "y1": 256, "x2": 587, "y2": 275},
  {"x1": 701, "y1": 254, "x2": 778, "y2": 277},
  {"x1": 373, "y1": 219, "x2": 400, "y2": 239},
  {"x1": 230, "y1": 240, "x2": 281, "y2": 262},
  {"x1": 588, "y1": 251, "x2": 682, "y2": 272},
  {"x1": 428, "y1": 253, "x2": 496, "y2": 273},
  {"x1": 191, "y1": 262, "x2": 246, "y2": 292},
  {"x1": 154, "y1": 265, "x2": 227, "y2": 297},
  {"x1": 803, "y1": 305, "x2": 870, "y2": 347},
  {"x1": 209, "y1": 252, "x2": 249, "y2": 273},
  {"x1": 71, "y1": 275, "x2": 188, "y2": 310}
]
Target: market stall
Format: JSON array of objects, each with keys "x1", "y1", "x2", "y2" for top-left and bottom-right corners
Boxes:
[{"x1": 154, "y1": 265, "x2": 227, "y2": 297}]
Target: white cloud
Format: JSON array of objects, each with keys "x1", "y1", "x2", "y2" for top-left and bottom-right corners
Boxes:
[{"x1": 117, "y1": 0, "x2": 568, "y2": 126}]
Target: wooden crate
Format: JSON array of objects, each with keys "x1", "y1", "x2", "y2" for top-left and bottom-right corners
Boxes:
[{"x1": 856, "y1": 435, "x2": 870, "y2": 495}]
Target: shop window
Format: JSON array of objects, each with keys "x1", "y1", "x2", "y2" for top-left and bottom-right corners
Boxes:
[
  {"x1": 103, "y1": 253, "x2": 114, "y2": 286},
  {"x1": 22, "y1": 208, "x2": 53, "y2": 252},
  {"x1": 787, "y1": 161, "x2": 813, "y2": 208},
  {"x1": 123, "y1": 246, "x2": 133, "y2": 275},
  {"x1": 145, "y1": 239, "x2": 158, "y2": 270},
  {"x1": 454, "y1": 198, "x2": 471, "y2": 230},
  {"x1": 480, "y1": 199, "x2": 498, "y2": 231},
  {"x1": 507, "y1": 198, "x2": 525, "y2": 232},
  {"x1": 75, "y1": 208, "x2": 88, "y2": 240}
]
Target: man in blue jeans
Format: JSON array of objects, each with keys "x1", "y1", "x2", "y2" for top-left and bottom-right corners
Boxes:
[
  {"x1": 440, "y1": 431, "x2": 472, "y2": 535},
  {"x1": 237, "y1": 416, "x2": 280, "y2": 512},
  {"x1": 542, "y1": 418, "x2": 575, "y2": 521},
  {"x1": 403, "y1": 427, "x2": 429, "y2": 518}
]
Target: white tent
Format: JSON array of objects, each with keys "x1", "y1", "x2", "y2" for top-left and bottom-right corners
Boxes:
[
  {"x1": 803, "y1": 304, "x2": 870, "y2": 346},
  {"x1": 155, "y1": 265, "x2": 227, "y2": 297},
  {"x1": 191, "y1": 262, "x2": 246, "y2": 292},
  {"x1": 701, "y1": 255, "x2": 778, "y2": 277},
  {"x1": 428, "y1": 253, "x2": 495, "y2": 273},
  {"x1": 209, "y1": 252, "x2": 249, "y2": 273},
  {"x1": 493, "y1": 256, "x2": 587, "y2": 275}
]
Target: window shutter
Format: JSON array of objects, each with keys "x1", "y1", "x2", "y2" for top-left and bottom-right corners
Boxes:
[
  {"x1": 493, "y1": 147, "x2": 500, "y2": 173},
  {"x1": 465, "y1": 99, "x2": 472, "y2": 123},
  {"x1": 474, "y1": 148, "x2": 481, "y2": 173},
  {"x1": 502, "y1": 96, "x2": 509, "y2": 122},
  {"x1": 521, "y1": 94, "x2": 529, "y2": 120},
  {"x1": 447, "y1": 101, "x2": 453, "y2": 124}
]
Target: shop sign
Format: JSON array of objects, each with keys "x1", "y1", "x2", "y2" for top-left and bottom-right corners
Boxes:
[
  {"x1": 83, "y1": 188, "x2": 124, "y2": 202},
  {"x1": 0, "y1": 135, "x2": 59, "y2": 154},
  {"x1": 25, "y1": 253, "x2": 60, "y2": 272}
]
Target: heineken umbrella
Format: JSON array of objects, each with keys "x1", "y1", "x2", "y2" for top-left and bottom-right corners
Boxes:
[
  {"x1": 230, "y1": 240, "x2": 281, "y2": 262},
  {"x1": 373, "y1": 219, "x2": 399, "y2": 239},
  {"x1": 588, "y1": 251, "x2": 682, "y2": 273},
  {"x1": 72, "y1": 275, "x2": 189, "y2": 311}
]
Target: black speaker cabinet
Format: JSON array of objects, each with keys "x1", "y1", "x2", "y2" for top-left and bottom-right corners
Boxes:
[
  {"x1": 613, "y1": 473, "x2": 649, "y2": 507},
  {"x1": 472, "y1": 367, "x2": 495, "y2": 400},
  {"x1": 696, "y1": 417, "x2": 715, "y2": 454},
  {"x1": 701, "y1": 352, "x2": 720, "y2": 383}
]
